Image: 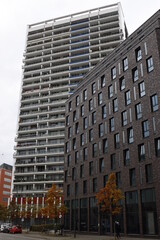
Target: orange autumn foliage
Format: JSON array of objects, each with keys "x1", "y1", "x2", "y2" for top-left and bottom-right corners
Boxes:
[{"x1": 96, "y1": 173, "x2": 124, "y2": 216}]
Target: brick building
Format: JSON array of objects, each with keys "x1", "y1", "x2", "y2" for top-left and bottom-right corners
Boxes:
[
  {"x1": 0, "y1": 163, "x2": 12, "y2": 206},
  {"x1": 64, "y1": 10, "x2": 160, "y2": 236}
]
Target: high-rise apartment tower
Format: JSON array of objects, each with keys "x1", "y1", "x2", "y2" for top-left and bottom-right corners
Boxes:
[{"x1": 13, "y1": 3, "x2": 127, "y2": 199}]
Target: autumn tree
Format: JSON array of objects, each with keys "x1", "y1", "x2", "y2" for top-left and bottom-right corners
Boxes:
[
  {"x1": 41, "y1": 183, "x2": 67, "y2": 226},
  {"x1": 7, "y1": 199, "x2": 20, "y2": 223},
  {"x1": 0, "y1": 203, "x2": 8, "y2": 222},
  {"x1": 96, "y1": 173, "x2": 124, "y2": 235}
]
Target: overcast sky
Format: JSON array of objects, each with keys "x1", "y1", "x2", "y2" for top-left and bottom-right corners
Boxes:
[{"x1": 0, "y1": 0, "x2": 159, "y2": 166}]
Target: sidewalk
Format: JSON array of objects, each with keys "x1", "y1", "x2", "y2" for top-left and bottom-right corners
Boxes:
[{"x1": 23, "y1": 231, "x2": 159, "y2": 240}]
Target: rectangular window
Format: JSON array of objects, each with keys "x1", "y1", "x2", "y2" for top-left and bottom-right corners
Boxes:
[
  {"x1": 119, "y1": 76, "x2": 125, "y2": 91},
  {"x1": 122, "y1": 110, "x2": 127, "y2": 126},
  {"x1": 125, "y1": 90, "x2": 131, "y2": 105},
  {"x1": 114, "y1": 133, "x2": 120, "y2": 149},
  {"x1": 111, "y1": 154, "x2": 116, "y2": 170},
  {"x1": 123, "y1": 57, "x2": 128, "y2": 71},
  {"x1": 89, "y1": 128, "x2": 93, "y2": 142},
  {"x1": 135, "y1": 103, "x2": 142, "y2": 119},
  {"x1": 127, "y1": 127, "x2": 134, "y2": 144},
  {"x1": 145, "y1": 164, "x2": 153, "y2": 183},
  {"x1": 81, "y1": 134, "x2": 84, "y2": 146},
  {"x1": 80, "y1": 164, "x2": 84, "y2": 178},
  {"x1": 98, "y1": 92, "x2": 103, "y2": 105},
  {"x1": 68, "y1": 127, "x2": 71, "y2": 138},
  {"x1": 92, "y1": 82, "x2": 96, "y2": 94},
  {"x1": 130, "y1": 168, "x2": 136, "y2": 186},
  {"x1": 124, "y1": 149, "x2": 130, "y2": 166},
  {"x1": 76, "y1": 95, "x2": 79, "y2": 106},
  {"x1": 83, "y1": 117, "x2": 87, "y2": 130},
  {"x1": 92, "y1": 143, "x2": 97, "y2": 157},
  {"x1": 103, "y1": 138, "x2": 108, "y2": 154},
  {"x1": 101, "y1": 75, "x2": 105, "y2": 87},
  {"x1": 89, "y1": 99, "x2": 93, "y2": 111},
  {"x1": 83, "y1": 180, "x2": 87, "y2": 194},
  {"x1": 75, "y1": 122, "x2": 79, "y2": 134},
  {"x1": 138, "y1": 144, "x2": 145, "y2": 161},
  {"x1": 151, "y1": 94, "x2": 158, "y2": 112},
  {"x1": 132, "y1": 67, "x2": 138, "y2": 82},
  {"x1": 83, "y1": 147, "x2": 88, "y2": 161},
  {"x1": 89, "y1": 161, "x2": 93, "y2": 176},
  {"x1": 73, "y1": 110, "x2": 77, "y2": 122},
  {"x1": 139, "y1": 81, "x2": 145, "y2": 97},
  {"x1": 103, "y1": 175, "x2": 108, "y2": 187},
  {"x1": 73, "y1": 138, "x2": 76, "y2": 150},
  {"x1": 75, "y1": 151, "x2": 79, "y2": 164},
  {"x1": 111, "y1": 66, "x2": 116, "y2": 80},
  {"x1": 135, "y1": 47, "x2": 142, "y2": 62},
  {"x1": 99, "y1": 158, "x2": 104, "y2": 173},
  {"x1": 81, "y1": 105, "x2": 84, "y2": 117},
  {"x1": 142, "y1": 120, "x2": 149, "y2": 138},
  {"x1": 108, "y1": 85, "x2": 113, "y2": 98},
  {"x1": 116, "y1": 172, "x2": 121, "y2": 188},
  {"x1": 109, "y1": 117, "x2": 114, "y2": 132},
  {"x1": 69, "y1": 101, "x2": 72, "y2": 112},
  {"x1": 93, "y1": 178, "x2": 97, "y2": 192},
  {"x1": 83, "y1": 89, "x2": 87, "y2": 101},
  {"x1": 66, "y1": 115, "x2": 69, "y2": 126},
  {"x1": 67, "y1": 185, "x2": 70, "y2": 196},
  {"x1": 66, "y1": 142, "x2": 69, "y2": 153},
  {"x1": 99, "y1": 123, "x2": 103, "y2": 137},
  {"x1": 146, "y1": 56, "x2": 154, "y2": 72},
  {"x1": 113, "y1": 98, "x2": 118, "y2": 112},
  {"x1": 92, "y1": 111, "x2": 96, "y2": 125},
  {"x1": 102, "y1": 105, "x2": 107, "y2": 119},
  {"x1": 155, "y1": 138, "x2": 160, "y2": 157}
]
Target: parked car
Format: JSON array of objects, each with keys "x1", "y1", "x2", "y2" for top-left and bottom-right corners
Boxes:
[
  {"x1": 9, "y1": 225, "x2": 22, "y2": 234},
  {"x1": 0, "y1": 223, "x2": 12, "y2": 232},
  {"x1": 1, "y1": 227, "x2": 10, "y2": 233}
]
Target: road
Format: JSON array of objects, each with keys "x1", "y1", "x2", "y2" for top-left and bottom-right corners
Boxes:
[{"x1": 0, "y1": 232, "x2": 51, "y2": 240}]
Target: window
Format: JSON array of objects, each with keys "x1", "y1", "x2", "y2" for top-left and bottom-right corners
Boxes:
[
  {"x1": 83, "y1": 117, "x2": 87, "y2": 130},
  {"x1": 135, "y1": 103, "x2": 142, "y2": 119},
  {"x1": 89, "y1": 128, "x2": 93, "y2": 142},
  {"x1": 93, "y1": 178, "x2": 97, "y2": 192},
  {"x1": 155, "y1": 138, "x2": 160, "y2": 157},
  {"x1": 119, "y1": 76, "x2": 125, "y2": 91},
  {"x1": 72, "y1": 167, "x2": 76, "y2": 180},
  {"x1": 145, "y1": 164, "x2": 153, "y2": 183},
  {"x1": 111, "y1": 154, "x2": 116, "y2": 170},
  {"x1": 98, "y1": 92, "x2": 103, "y2": 105},
  {"x1": 67, "y1": 155, "x2": 71, "y2": 166},
  {"x1": 73, "y1": 110, "x2": 77, "y2": 122},
  {"x1": 92, "y1": 143, "x2": 97, "y2": 157},
  {"x1": 76, "y1": 95, "x2": 79, "y2": 106},
  {"x1": 80, "y1": 164, "x2": 84, "y2": 178},
  {"x1": 102, "y1": 105, "x2": 107, "y2": 119},
  {"x1": 69, "y1": 101, "x2": 72, "y2": 112},
  {"x1": 114, "y1": 133, "x2": 120, "y2": 149},
  {"x1": 75, "y1": 151, "x2": 79, "y2": 164},
  {"x1": 103, "y1": 138, "x2": 108, "y2": 153},
  {"x1": 116, "y1": 172, "x2": 121, "y2": 188},
  {"x1": 81, "y1": 105, "x2": 84, "y2": 117},
  {"x1": 138, "y1": 144, "x2": 145, "y2": 161},
  {"x1": 83, "y1": 180, "x2": 87, "y2": 194},
  {"x1": 92, "y1": 111, "x2": 96, "y2": 124},
  {"x1": 89, "y1": 161, "x2": 93, "y2": 176},
  {"x1": 113, "y1": 98, "x2": 118, "y2": 112},
  {"x1": 109, "y1": 117, "x2": 114, "y2": 132},
  {"x1": 142, "y1": 120, "x2": 149, "y2": 138},
  {"x1": 66, "y1": 115, "x2": 69, "y2": 126},
  {"x1": 73, "y1": 138, "x2": 76, "y2": 150},
  {"x1": 89, "y1": 99, "x2": 93, "y2": 111},
  {"x1": 123, "y1": 57, "x2": 128, "y2": 71},
  {"x1": 103, "y1": 175, "x2": 108, "y2": 187},
  {"x1": 125, "y1": 90, "x2": 131, "y2": 105},
  {"x1": 75, "y1": 122, "x2": 79, "y2": 134},
  {"x1": 92, "y1": 82, "x2": 96, "y2": 94},
  {"x1": 83, "y1": 147, "x2": 88, "y2": 161},
  {"x1": 111, "y1": 66, "x2": 116, "y2": 80},
  {"x1": 81, "y1": 133, "x2": 84, "y2": 146},
  {"x1": 132, "y1": 67, "x2": 138, "y2": 82},
  {"x1": 99, "y1": 123, "x2": 103, "y2": 137},
  {"x1": 122, "y1": 111, "x2": 127, "y2": 126},
  {"x1": 108, "y1": 85, "x2": 113, "y2": 98},
  {"x1": 151, "y1": 94, "x2": 158, "y2": 112},
  {"x1": 139, "y1": 81, "x2": 145, "y2": 97},
  {"x1": 83, "y1": 89, "x2": 87, "y2": 101},
  {"x1": 127, "y1": 127, "x2": 134, "y2": 144},
  {"x1": 66, "y1": 142, "x2": 69, "y2": 153},
  {"x1": 146, "y1": 56, "x2": 154, "y2": 72},
  {"x1": 68, "y1": 127, "x2": 71, "y2": 138},
  {"x1": 124, "y1": 149, "x2": 130, "y2": 166},
  {"x1": 67, "y1": 185, "x2": 70, "y2": 196},
  {"x1": 130, "y1": 168, "x2": 136, "y2": 186},
  {"x1": 99, "y1": 158, "x2": 104, "y2": 173},
  {"x1": 101, "y1": 75, "x2": 105, "y2": 87},
  {"x1": 135, "y1": 47, "x2": 142, "y2": 62}
]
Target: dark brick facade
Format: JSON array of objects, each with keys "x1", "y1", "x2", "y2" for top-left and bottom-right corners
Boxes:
[{"x1": 64, "y1": 10, "x2": 160, "y2": 236}]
